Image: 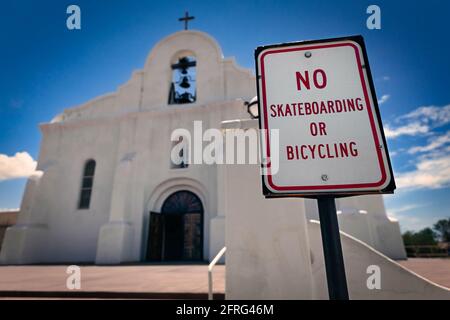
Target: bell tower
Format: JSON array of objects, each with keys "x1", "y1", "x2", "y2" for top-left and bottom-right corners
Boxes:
[{"x1": 168, "y1": 56, "x2": 197, "y2": 104}]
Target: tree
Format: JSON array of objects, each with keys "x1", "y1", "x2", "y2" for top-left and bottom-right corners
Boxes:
[
  {"x1": 402, "y1": 228, "x2": 437, "y2": 246},
  {"x1": 433, "y1": 218, "x2": 450, "y2": 242},
  {"x1": 402, "y1": 231, "x2": 414, "y2": 246}
]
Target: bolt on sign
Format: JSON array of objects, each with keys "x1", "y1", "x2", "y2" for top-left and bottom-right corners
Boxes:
[{"x1": 255, "y1": 36, "x2": 395, "y2": 197}]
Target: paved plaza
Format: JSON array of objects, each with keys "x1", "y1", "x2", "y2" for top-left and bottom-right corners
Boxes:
[
  {"x1": 0, "y1": 258, "x2": 449, "y2": 299},
  {"x1": 398, "y1": 258, "x2": 450, "y2": 289},
  {"x1": 0, "y1": 264, "x2": 225, "y2": 299}
]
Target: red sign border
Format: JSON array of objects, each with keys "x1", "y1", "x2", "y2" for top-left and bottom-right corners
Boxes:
[{"x1": 258, "y1": 40, "x2": 388, "y2": 193}]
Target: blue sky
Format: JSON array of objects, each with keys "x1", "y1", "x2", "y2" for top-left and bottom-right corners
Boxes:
[{"x1": 0, "y1": 0, "x2": 449, "y2": 231}]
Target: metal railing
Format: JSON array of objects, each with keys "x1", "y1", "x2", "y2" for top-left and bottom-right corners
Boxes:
[
  {"x1": 405, "y1": 245, "x2": 449, "y2": 258},
  {"x1": 208, "y1": 246, "x2": 226, "y2": 300}
]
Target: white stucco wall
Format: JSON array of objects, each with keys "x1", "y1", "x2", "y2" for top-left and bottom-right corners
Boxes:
[
  {"x1": 224, "y1": 165, "x2": 314, "y2": 299},
  {"x1": 305, "y1": 195, "x2": 407, "y2": 260},
  {"x1": 308, "y1": 221, "x2": 450, "y2": 299},
  {"x1": 222, "y1": 122, "x2": 314, "y2": 299}
]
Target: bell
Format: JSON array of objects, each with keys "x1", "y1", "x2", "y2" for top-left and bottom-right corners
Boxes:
[{"x1": 179, "y1": 76, "x2": 191, "y2": 88}]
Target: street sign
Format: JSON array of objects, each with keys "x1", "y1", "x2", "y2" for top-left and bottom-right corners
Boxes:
[{"x1": 256, "y1": 36, "x2": 395, "y2": 197}]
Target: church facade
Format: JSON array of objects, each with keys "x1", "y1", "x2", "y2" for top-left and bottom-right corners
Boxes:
[{"x1": 0, "y1": 30, "x2": 405, "y2": 265}]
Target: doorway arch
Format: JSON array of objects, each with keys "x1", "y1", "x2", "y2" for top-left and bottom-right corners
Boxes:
[{"x1": 147, "y1": 190, "x2": 204, "y2": 261}]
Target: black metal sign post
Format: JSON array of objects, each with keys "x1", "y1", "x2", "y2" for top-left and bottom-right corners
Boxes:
[{"x1": 317, "y1": 196, "x2": 349, "y2": 300}]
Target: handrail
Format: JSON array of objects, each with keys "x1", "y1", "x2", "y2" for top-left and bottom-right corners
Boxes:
[
  {"x1": 208, "y1": 246, "x2": 226, "y2": 300},
  {"x1": 405, "y1": 245, "x2": 449, "y2": 258}
]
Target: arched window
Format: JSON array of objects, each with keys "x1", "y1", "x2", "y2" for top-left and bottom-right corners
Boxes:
[
  {"x1": 168, "y1": 56, "x2": 196, "y2": 104},
  {"x1": 78, "y1": 159, "x2": 96, "y2": 209}
]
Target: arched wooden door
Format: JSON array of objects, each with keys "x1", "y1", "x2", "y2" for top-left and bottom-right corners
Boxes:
[{"x1": 147, "y1": 191, "x2": 203, "y2": 261}]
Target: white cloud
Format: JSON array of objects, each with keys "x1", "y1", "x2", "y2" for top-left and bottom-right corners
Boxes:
[
  {"x1": 401, "y1": 104, "x2": 450, "y2": 127},
  {"x1": 388, "y1": 212, "x2": 440, "y2": 232},
  {"x1": 387, "y1": 204, "x2": 436, "y2": 232},
  {"x1": 378, "y1": 94, "x2": 390, "y2": 105},
  {"x1": 408, "y1": 131, "x2": 450, "y2": 154},
  {"x1": 0, "y1": 152, "x2": 37, "y2": 181},
  {"x1": 389, "y1": 151, "x2": 398, "y2": 157},
  {"x1": 386, "y1": 104, "x2": 450, "y2": 194},
  {"x1": 384, "y1": 122, "x2": 429, "y2": 138},
  {"x1": 395, "y1": 153, "x2": 450, "y2": 190},
  {"x1": 389, "y1": 203, "x2": 424, "y2": 214},
  {"x1": 385, "y1": 104, "x2": 450, "y2": 140}
]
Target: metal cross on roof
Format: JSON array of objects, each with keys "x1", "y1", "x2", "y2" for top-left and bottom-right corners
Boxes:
[{"x1": 178, "y1": 11, "x2": 195, "y2": 30}]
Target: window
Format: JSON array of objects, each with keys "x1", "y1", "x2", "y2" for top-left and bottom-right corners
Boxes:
[
  {"x1": 168, "y1": 56, "x2": 196, "y2": 104},
  {"x1": 78, "y1": 159, "x2": 96, "y2": 209}
]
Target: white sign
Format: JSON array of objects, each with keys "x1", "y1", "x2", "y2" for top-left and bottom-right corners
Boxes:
[{"x1": 256, "y1": 36, "x2": 394, "y2": 196}]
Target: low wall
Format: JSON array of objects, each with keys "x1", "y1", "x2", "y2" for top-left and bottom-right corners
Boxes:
[
  {"x1": 0, "y1": 210, "x2": 19, "y2": 251},
  {"x1": 308, "y1": 220, "x2": 450, "y2": 299}
]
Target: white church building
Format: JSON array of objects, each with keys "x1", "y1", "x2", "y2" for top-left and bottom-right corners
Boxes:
[
  {"x1": 0, "y1": 30, "x2": 406, "y2": 266},
  {"x1": 3, "y1": 28, "x2": 450, "y2": 299}
]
